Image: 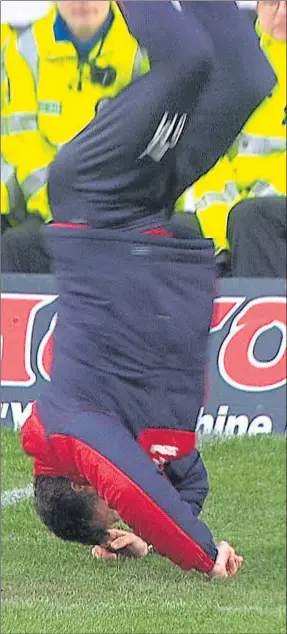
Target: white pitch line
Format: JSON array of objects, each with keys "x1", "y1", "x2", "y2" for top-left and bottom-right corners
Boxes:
[
  {"x1": 1, "y1": 599, "x2": 284, "y2": 618},
  {"x1": 1, "y1": 484, "x2": 33, "y2": 509}
]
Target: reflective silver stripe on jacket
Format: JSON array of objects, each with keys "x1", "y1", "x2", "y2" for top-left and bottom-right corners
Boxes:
[
  {"x1": 196, "y1": 181, "x2": 239, "y2": 212},
  {"x1": 21, "y1": 166, "x2": 48, "y2": 199},
  {"x1": 237, "y1": 133, "x2": 286, "y2": 156},
  {"x1": 250, "y1": 180, "x2": 280, "y2": 197},
  {"x1": 1, "y1": 41, "x2": 11, "y2": 106},
  {"x1": 131, "y1": 46, "x2": 147, "y2": 81},
  {"x1": 1, "y1": 113, "x2": 38, "y2": 135},
  {"x1": 1, "y1": 158, "x2": 26, "y2": 219},
  {"x1": 16, "y1": 25, "x2": 39, "y2": 84},
  {"x1": 181, "y1": 187, "x2": 196, "y2": 213},
  {"x1": 1, "y1": 43, "x2": 8, "y2": 85},
  {"x1": 1, "y1": 61, "x2": 7, "y2": 86}
]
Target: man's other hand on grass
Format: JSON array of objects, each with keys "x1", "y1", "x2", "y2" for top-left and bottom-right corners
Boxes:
[{"x1": 210, "y1": 541, "x2": 243, "y2": 579}]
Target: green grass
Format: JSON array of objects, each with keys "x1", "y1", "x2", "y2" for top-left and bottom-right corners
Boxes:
[{"x1": 1, "y1": 430, "x2": 286, "y2": 634}]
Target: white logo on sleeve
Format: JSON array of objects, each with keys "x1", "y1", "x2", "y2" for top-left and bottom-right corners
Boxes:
[
  {"x1": 139, "y1": 112, "x2": 188, "y2": 163},
  {"x1": 150, "y1": 444, "x2": 179, "y2": 457},
  {"x1": 171, "y1": 1, "x2": 183, "y2": 12},
  {"x1": 150, "y1": 444, "x2": 179, "y2": 466}
]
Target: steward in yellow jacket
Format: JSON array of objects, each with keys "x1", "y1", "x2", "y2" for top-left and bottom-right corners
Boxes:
[
  {"x1": 1, "y1": 23, "x2": 25, "y2": 223},
  {"x1": 176, "y1": 15, "x2": 286, "y2": 256},
  {"x1": 1, "y1": 2, "x2": 149, "y2": 226}
]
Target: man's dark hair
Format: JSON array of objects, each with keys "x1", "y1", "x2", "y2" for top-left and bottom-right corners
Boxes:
[{"x1": 34, "y1": 476, "x2": 108, "y2": 546}]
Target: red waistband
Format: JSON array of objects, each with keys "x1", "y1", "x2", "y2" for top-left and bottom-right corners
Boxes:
[
  {"x1": 49, "y1": 224, "x2": 173, "y2": 237},
  {"x1": 49, "y1": 223, "x2": 90, "y2": 230}
]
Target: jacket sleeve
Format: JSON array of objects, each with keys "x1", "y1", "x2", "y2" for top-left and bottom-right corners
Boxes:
[
  {"x1": 1, "y1": 155, "x2": 15, "y2": 216},
  {"x1": 176, "y1": 156, "x2": 242, "y2": 255},
  {"x1": 1, "y1": 155, "x2": 26, "y2": 222},
  {"x1": 174, "y1": 1, "x2": 277, "y2": 196},
  {"x1": 1, "y1": 178, "x2": 11, "y2": 217},
  {"x1": 1, "y1": 34, "x2": 56, "y2": 222},
  {"x1": 164, "y1": 450, "x2": 210, "y2": 518},
  {"x1": 123, "y1": 0, "x2": 213, "y2": 70},
  {"x1": 57, "y1": 411, "x2": 218, "y2": 574}
]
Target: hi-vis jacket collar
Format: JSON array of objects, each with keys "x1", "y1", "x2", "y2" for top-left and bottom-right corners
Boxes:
[{"x1": 32, "y1": 3, "x2": 131, "y2": 61}]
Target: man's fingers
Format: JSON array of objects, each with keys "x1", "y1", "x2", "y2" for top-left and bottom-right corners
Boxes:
[
  {"x1": 106, "y1": 529, "x2": 131, "y2": 545},
  {"x1": 226, "y1": 555, "x2": 238, "y2": 576},
  {"x1": 212, "y1": 542, "x2": 243, "y2": 579},
  {"x1": 91, "y1": 546, "x2": 117, "y2": 560},
  {"x1": 109, "y1": 535, "x2": 133, "y2": 551},
  {"x1": 227, "y1": 553, "x2": 244, "y2": 577}
]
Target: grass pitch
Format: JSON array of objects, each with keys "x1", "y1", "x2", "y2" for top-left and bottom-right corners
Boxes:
[{"x1": 1, "y1": 431, "x2": 286, "y2": 634}]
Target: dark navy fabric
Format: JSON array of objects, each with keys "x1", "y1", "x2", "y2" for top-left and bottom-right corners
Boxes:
[
  {"x1": 122, "y1": 1, "x2": 276, "y2": 199},
  {"x1": 40, "y1": 229, "x2": 215, "y2": 437},
  {"x1": 165, "y1": 450, "x2": 209, "y2": 517},
  {"x1": 38, "y1": 227, "x2": 216, "y2": 560},
  {"x1": 48, "y1": 3, "x2": 213, "y2": 230}
]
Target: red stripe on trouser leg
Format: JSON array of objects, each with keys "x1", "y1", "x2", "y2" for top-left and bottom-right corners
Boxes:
[
  {"x1": 51, "y1": 223, "x2": 90, "y2": 230},
  {"x1": 67, "y1": 437, "x2": 215, "y2": 574},
  {"x1": 143, "y1": 228, "x2": 174, "y2": 237}
]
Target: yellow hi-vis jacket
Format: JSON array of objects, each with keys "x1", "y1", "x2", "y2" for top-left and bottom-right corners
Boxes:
[
  {"x1": 1, "y1": 25, "x2": 11, "y2": 215},
  {"x1": 1, "y1": 3, "x2": 149, "y2": 224},
  {"x1": 1, "y1": 23, "x2": 13, "y2": 48},
  {"x1": 176, "y1": 24, "x2": 286, "y2": 255},
  {"x1": 1, "y1": 23, "x2": 25, "y2": 219}
]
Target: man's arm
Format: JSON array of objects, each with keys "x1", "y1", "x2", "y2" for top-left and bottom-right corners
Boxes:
[
  {"x1": 164, "y1": 450, "x2": 210, "y2": 518},
  {"x1": 90, "y1": 449, "x2": 243, "y2": 577},
  {"x1": 51, "y1": 410, "x2": 218, "y2": 575}
]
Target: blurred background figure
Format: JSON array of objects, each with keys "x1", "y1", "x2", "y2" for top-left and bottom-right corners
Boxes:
[
  {"x1": 176, "y1": 0, "x2": 286, "y2": 278},
  {"x1": 1, "y1": 1, "x2": 149, "y2": 272},
  {"x1": 1, "y1": 0, "x2": 50, "y2": 24}
]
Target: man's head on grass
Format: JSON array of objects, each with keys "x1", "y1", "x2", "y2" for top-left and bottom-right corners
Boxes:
[{"x1": 34, "y1": 476, "x2": 119, "y2": 545}]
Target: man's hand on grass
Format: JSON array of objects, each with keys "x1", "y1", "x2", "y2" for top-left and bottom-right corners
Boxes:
[
  {"x1": 92, "y1": 529, "x2": 149, "y2": 560},
  {"x1": 210, "y1": 541, "x2": 243, "y2": 579}
]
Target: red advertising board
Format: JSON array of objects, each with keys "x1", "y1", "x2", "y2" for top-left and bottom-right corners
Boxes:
[{"x1": 1, "y1": 275, "x2": 286, "y2": 435}]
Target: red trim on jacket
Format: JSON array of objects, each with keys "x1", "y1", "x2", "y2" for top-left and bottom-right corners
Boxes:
[{"x1": 138, "y1": 428, "x2": 196, "y2": 464}]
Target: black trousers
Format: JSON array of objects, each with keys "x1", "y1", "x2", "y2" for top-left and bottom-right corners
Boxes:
[
  {"x1": 1, "y1": 216, "x2": 51, "y2": 274},
  {"x1": 227, "y1": 197, "x2": 286, "y2": 278}
]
